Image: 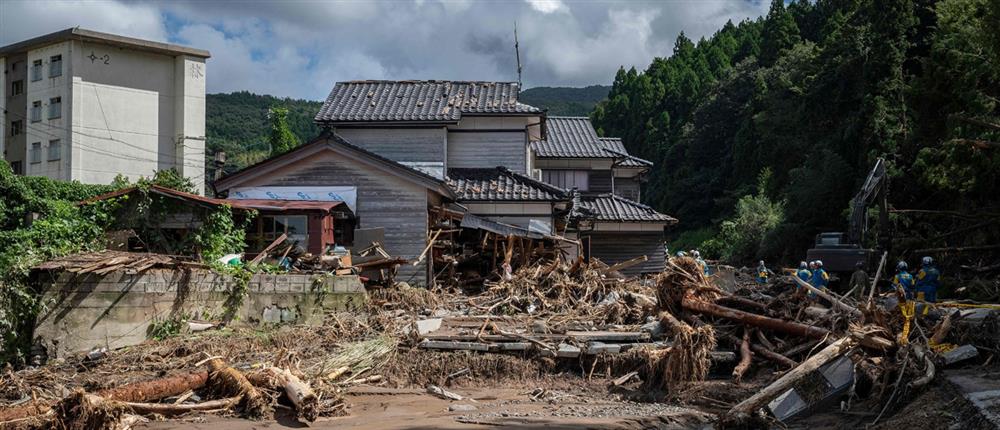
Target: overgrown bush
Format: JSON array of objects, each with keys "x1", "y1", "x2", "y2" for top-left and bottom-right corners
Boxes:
[{"x1": 703, "y1": 169, "x2": 785, "y2": 263}]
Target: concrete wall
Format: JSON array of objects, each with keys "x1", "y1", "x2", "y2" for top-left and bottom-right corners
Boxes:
[
  {"x1": 3, "y1": 53, "x2": 28, "y2": 172},
  {"x1": 71, "y1": 41, "x2": 206, "y2": 192},
  {"x1": 3, "y1": 38, "x2": 206, "y2": 192},
  {"x1": 32, "y1": 269, "x2": 366, "y2": 358}
]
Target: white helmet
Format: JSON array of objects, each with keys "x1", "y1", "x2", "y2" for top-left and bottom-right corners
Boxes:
[
  {"x1": 815, "y1": 260, "x2": 823, "y2": 268},
  {"x1": 922, "y1": 256, "x2": 933, "y2": 266},
  {"x1": 693, "y1": 251, "x2": 701, "y2": 258}
]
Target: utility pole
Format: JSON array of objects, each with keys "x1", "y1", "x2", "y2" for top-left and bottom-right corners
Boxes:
[{"x1": 514, "y1": 22, "x2": 523, "y2": 88}]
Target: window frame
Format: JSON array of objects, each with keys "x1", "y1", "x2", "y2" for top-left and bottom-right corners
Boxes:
[
  {"x1": 31, "y1": 60, "x2": 42, "y2": 81},
  {"x1": 47, "y1": 139, "x2": 61, "y2": 161},
  {"x1": 542, "y1": 169, "x2": 590, "y2": 191},
  {"x1": 30, "y1": 101, "x2": 42, "y2": 122},
  {"x1": 49, "y1": 55, "x2": 62, "y2": 78},
  {"x1": 10, "y1": 120, "x2": 23, "y2": 136},
  {"x1": 48, "y1": 97, "x2": 62, "y2": 119},
  {"x1": 11, "y1": 80, "x2": 24, "y2": 96},
  {"x1": 30, "y1": 142, "x2": 42, "y2": 164}
]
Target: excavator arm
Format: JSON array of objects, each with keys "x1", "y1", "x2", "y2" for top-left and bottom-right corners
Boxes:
[{"x1": 847, "y1": 158, "x2": 890, "y2": 252}]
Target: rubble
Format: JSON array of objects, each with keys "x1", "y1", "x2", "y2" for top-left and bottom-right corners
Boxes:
[{"x1": 3, "y1": 252, "x2": 1000, "y2": 429}]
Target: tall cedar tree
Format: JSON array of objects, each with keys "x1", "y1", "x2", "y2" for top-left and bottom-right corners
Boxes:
[{"x1": 268, "y1": 107, "x2": 301, "y2": 156}]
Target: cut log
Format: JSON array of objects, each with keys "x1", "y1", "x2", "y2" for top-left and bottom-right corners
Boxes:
[
  {"x1": 726, "y1": 337, "x2": 857, "y2": 421},
  {"x1": 603, "y1": 255, "x2": 648, "y2": 274},
  {"x1": 929, "y1": 311, "x2": 956, "y2": 346},
  {"x1": 0, "y1": 370, "x2": 209, "y2": 422},
  {"x1": 248, "y1": 367, "x2": 317, "y2": 423},
  {"x1": 732, "y1": 329, "x2": 753, "y2": 383},
  {"x1": 427, "y1": 384, "x2": 463, "y2": 401}
]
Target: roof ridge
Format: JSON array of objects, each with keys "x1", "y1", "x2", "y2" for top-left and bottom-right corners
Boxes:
[{"x1": 338, "y1": 80, "x2": 520, "y2": 85}]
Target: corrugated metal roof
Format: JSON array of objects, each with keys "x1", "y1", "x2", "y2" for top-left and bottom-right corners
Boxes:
[
  {"x1": 315, "y1": 81, "x2": 542, "y2": 123},
  {"x1": 577, "y1": 194, "x2": 676, "y2": 223},
  {"x1": 447, "y1": 167, "x2": 568, "y2": 201}
]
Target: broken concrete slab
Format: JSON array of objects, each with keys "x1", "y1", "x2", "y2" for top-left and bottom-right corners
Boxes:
[
  {"x1": 942, "y1": 345, "x2": 979, "y2": 366},
  {"x1": 415, "y1": 318, "x2": 443, "y2": 335}
]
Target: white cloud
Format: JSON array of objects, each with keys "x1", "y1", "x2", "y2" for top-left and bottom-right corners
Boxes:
[
  {"x1": 0, "y1": 0, "x2": 167, "y2": 45},
  {"x1": 524, "y1": 0, "x2": 566, "y2": 14},
  {"x1": 2, "y1": 0, "x2": 771, "y2": 99}
]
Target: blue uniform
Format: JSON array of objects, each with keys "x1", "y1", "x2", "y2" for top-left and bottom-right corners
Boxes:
[
  {"x1": 893, "y1": 271, "x2": 915, "y2": 299},
  {"x1": 797, "y1": 269, "x2": 811, "y2": 283},
  {"x1": 915, "y1": 266, "x2": 940, "y2": 303},
  {"x1": 755, "y1": 265, "x2": 770, "y2": 284},
  {"x1": 810, "y1": 268, "x2": 829, "y2": 290}
]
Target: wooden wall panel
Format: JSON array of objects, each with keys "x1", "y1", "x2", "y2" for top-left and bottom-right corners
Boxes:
[
  {"x1": 447, "y1": 131, "x2": 526, "y2": 173},
  {"x1": 581, "y1": 231, "x2": 665, "y2": 276}
]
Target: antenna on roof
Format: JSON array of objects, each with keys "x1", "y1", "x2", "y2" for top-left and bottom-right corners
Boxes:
[{"x1": 514, "y1": 21, "x2": 523, "y2": 88}]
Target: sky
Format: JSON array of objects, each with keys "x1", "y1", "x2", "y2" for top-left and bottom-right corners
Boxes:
[{"x1": 0, "y1": 0, "x2": 770, "y2": 100}]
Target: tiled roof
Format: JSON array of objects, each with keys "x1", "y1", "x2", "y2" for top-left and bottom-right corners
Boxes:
[
  {"x1": 576, "y1": 194, "x2": 676, "y2": 223},
  {"x1": 447, "y1": 167, "x2": 568, "y2": 201},
  {"x1": 531, "y1": 118, "x2": 652, "y2": 169},
  {"x1": 315, "y1": 81, "x2": 542, "y2": 123},
  {"x1": 531, "y1": 116, "x2": 607, "y2": 158},
  {"x1": 598, "y1": 138, "x2": 653, "y2": 167}
]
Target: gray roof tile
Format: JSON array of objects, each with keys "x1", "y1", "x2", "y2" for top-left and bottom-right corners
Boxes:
[
  {"x1": 316, "y1": 80, "x2": 542, "y2": 123},
  {"x1": 447, "y1": 167, "x2": 567, "y2": 201},
  {"x1": 598, "y1": 138, "x2": 653, "y2": 167},
  {"x1": 531, "y1": 118, "x2": 652, "y2": 168},
  {"x1": 577, "y1": 194, "x2": 676, "y2": 223}
]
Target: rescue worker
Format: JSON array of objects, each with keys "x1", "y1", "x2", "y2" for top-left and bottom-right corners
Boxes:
[
  {"x1": 892, "y1": 261, "x2": 915, "y2": 299},
  {"x1": 915, "y1": 256, "x2": 940, "y2": 303},
  {"x1": 810, "y1": 260, "x2": 830, "y2": 291},
  {"x1": 796, "y1": 261, "x2": 811, "y2": 283},
  {"x1": 849, "y1": 261, "x2": 869, "y2": 301},
  {"x1": 693, "y1": 250, "x2": 709, "y2": 275},
  {"x1": 755, "y1": 260, "x2": 773, "y2": 284}
]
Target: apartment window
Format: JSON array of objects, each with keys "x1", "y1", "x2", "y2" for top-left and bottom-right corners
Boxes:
[
  {"x1": 49, "y1": 55, "x2": 62, "y2": 78},
  {"x1": 11, "y1": 80, "x2": 24, "y2": 96},
  {"x1": 10, "y1": 161, "x2": 23, "y2": 175},
  {"x1": 30, "y1": 142, "x2": 42, "y2": 164},
  {"x1": 542, "y1": 170, "x2": 589, "y2": 191},
  {"x1": 48, "y1": 97, "x2": 61, "y2": 119},
  {"x1": 47, "y1": 139, "x2": 61, "y2": 161},
  {"x1": 30, "y1": 101, "x2": 42, "y2": 122},
  {"x1": 10, "y1": 120, "x2": 23, "y2": 136},
  {"x1": 31, "y1": 60, "x2": 42, "y2": 81}
]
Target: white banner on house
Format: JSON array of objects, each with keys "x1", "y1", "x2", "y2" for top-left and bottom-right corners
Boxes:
[{"x1": 229, "y1": 186, "x2": 357, "y2": 212}]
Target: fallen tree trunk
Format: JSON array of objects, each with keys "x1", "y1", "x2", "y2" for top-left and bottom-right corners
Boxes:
[
  {"x1": 725, "y1": 337, "x2": 857, "y2": 422},
  {"x1": 123, "y1": 396, "x2": 242, "y2": 416},
  {"x1": 682, "y1": 297, "x2": 833, "y2": 340},
  {"x1": 206, "y1": 358, "x2": 270, "y2": 419},
  {"x1": 0, "y1": 370, "x2": 209, "y2": 422},
  {"x1": 248, "y1": 367, "x2": 318, "y2": 423},
  {"x1": 790, "y1": 276, "x2": 863, "y2": 319},
  {"x1": 724, "y1": 333, "x2": 796, "y2": 368}
]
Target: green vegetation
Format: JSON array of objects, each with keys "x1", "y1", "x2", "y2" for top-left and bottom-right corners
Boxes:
[
  {"x1": 592, "y1": 0, "x2": 1000, "y2": 264},
  {"x1": 518, "y1": 85, "x2": 610, "y2": 116},
  {"x1": 206, "y1": 91, "x2": 322, "y2": 175},
  {"x1": 0, "y1": 162, "x2": 117, "y2": 363},
  {"x1": 0, "y1": 162, "x2": 253, "y2": 363},
  {"x1": 703, "y1": 170, "x2": 785, "y2": 262},
  {"x1": 268, "y1": 107, "x2": 301, "y2": 156}
]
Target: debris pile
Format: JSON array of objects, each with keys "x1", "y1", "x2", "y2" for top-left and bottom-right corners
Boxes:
[{"x1": 4, "y1": 253, "x2": 1000, "y2": 428}]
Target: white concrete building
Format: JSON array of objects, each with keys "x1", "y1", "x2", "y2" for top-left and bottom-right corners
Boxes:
[{"x1": 1, "y1": 28, "x2": 210, "y2": 193}]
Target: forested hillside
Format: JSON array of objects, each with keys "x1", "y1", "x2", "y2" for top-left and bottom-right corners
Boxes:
[
  {"x1": 592, "y1": 0, "x2": 1000, "y2": 263},
  {"x1": 206, "y1": 92, "x2": 322, "y2": 174},
  {"x1": 519, "y1": 85, "x2": 610, "y2": 116}
]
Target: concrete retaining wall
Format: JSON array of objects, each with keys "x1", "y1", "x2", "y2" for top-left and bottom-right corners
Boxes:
[{"x1": 32, "y1": 268, "x2": 366, "y2": 358}]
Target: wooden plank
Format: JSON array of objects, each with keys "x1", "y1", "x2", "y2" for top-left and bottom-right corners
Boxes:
[{"x1": 418, "y1": 340, "x2": 491, "y2": 352}]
